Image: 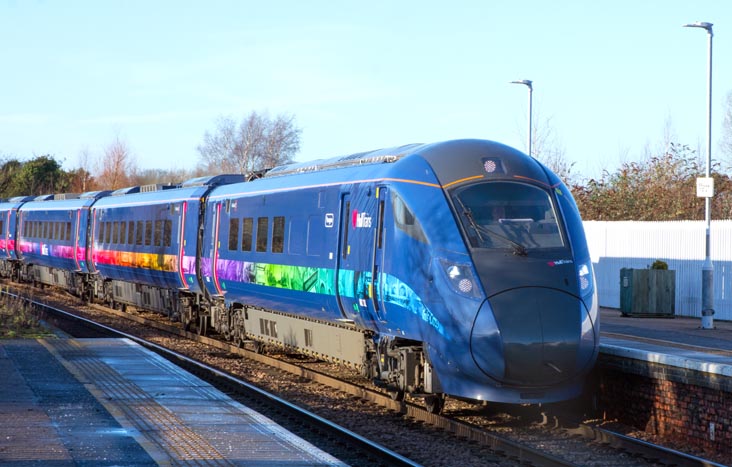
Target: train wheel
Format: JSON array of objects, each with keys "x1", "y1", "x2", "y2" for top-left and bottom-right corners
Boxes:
[
  {"x1": 424, "y1": 394, "x2": 445, "y2": 414},
  {"x1": 388, "y1": 389, "x2": 405, "y2": 401},
  {"x1": 233, "y1": 328, "x2": 246, "y2": 348},
  {"x1": 198, "y1": 316, "x2": 208, "y2": 336}
]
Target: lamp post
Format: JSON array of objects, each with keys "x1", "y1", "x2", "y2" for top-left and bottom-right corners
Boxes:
[
  {"x1": 683, "y1": 21, "x2": 714, "y2": 329},
  {"x1": 511, "y1": 79, "x2": 533, "y2": 157}
]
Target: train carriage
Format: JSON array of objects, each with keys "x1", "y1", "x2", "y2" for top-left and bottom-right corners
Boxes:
[
  {"x1": 88, "y1": 176, "x2": 244, "y2": 322},
  {"x1": 0, "y1": 196, "x2": 35, "y2": 278},
  {"x1": 0, "y1": 138, "x2": 598, "y2": 413},
  {"x1": 16, "y1": 193, "x2": 107, "y2": 295},
  {"x1": 197, "y1": 139, "x2": 598, "y2": 408}
]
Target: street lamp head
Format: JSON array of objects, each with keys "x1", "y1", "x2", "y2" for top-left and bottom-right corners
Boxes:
[
  {"x1": 683, "y1": 21, "x2": 713, "y2": 34},
  {"x1": 510, "y1": 79, "x2": 533, "y2": 90}
]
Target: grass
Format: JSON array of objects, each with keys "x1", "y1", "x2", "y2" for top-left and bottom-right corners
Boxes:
[{"x1": 0, "y1": 291, "x2": 55, "y2": 339}]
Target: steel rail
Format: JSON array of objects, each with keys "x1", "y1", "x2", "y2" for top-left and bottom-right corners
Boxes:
[
  {"x1": 6, "y1": 285, "x2": 726, "y2": 467},
  {"x1": 6, "y1": 290, "x2": 419, "y2": 467}
]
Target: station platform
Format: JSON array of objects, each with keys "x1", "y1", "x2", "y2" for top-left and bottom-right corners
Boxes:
[
  {"x1": 0, "y1": 337, "x2": 346, "y2": 466},
  {"x1": 599, "y1": 307, "x2": 732, "y2": 376}
]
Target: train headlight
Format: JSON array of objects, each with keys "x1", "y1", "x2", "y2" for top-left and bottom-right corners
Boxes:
[
  {"x1": 440, "y1": 260, "x2": 482, "y2": 299},
  {"x1": 577, "y1": 260, "x2": 595, "y2": 300},
  {"x1": 578, "y1": 263, "x2": 591, "y2": 291}
]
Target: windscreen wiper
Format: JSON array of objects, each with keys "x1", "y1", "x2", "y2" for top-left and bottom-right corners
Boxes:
[{"x1": 455, "y1": 198, "x2": 528, "y2": 256}]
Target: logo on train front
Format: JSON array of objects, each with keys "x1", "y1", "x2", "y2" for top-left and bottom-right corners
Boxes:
[{"x1": 352, "y1": 210, "x2": 372, "y2": 228}]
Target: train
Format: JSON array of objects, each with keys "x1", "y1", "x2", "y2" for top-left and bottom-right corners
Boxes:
[{"x1": 0, "y1": 139, "x2": 599, "y2": 413}]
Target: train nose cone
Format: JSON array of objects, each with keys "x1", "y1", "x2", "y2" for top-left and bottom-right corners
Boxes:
[{"x1": 471, "y1": 288, "x2": 596, "y2": 386}]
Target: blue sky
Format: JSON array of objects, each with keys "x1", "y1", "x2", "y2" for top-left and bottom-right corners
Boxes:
[{"x1": 1, "y1": 1, "x2": 730, "y2": 180}]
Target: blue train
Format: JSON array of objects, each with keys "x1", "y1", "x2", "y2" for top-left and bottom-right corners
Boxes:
[{"x1": 0, "y1": 139, "x2": 599, "y2": 413}]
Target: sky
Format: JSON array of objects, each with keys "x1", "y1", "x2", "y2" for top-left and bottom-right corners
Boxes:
[{"x1": 1, "y1": 0, "x2": 730, "y2": 181}]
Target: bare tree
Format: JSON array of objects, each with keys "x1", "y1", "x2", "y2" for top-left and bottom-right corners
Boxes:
[
  {"x1": 528, "y1": 112, "x2": 574, "y2": 183},
  {"x1": 197, "y1": 111, "x2": 301, "y2": 175},
  {"x1": 69, "y1": 146, "x2": 96, "y2": 192},
  {"x1": 261, "y1": 114, "x2": 301, "y2": 168},
  {"x1": 96, "y1": 136, "x2": 136, "y2": 190}
]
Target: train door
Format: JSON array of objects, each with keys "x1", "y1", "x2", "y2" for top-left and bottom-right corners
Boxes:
[
  {"x1": 73, "y1": 209, "x2": 83, "y2": 271},
  {"x1": 209, "y1": 201, "x2": 224, "y2": 296},
  {"x1": 87, "y1": 208, "x2": 98, "y2": 273},
  {"x1": 335, "y1": 189, "x2": 379, "y2": 323},
  {"x1": 335, "y1": 193, "x2": 354, "y2": 319},
  {"x1": 6, "y1": 209, "x2": 18, "y2": 260},
  {"x1": 370, "y1": 186, "x2": 388, "y2": 321}
]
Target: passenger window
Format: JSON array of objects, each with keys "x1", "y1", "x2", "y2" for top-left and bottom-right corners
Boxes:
[
  {"x1": 120, "y1": 222, "x2": 126, "y2": 244},
  {"x1": 154, "y1": 220, "x2": 162, "y2": 246},
  {"x1": 104, "y1": 222, "x2": 111, "y2": 244},
  {"x1": 272, "y1": 216, "x2": 285, "y2": 253},
  {"x1": 256, "y1": 217, "x2": 268, "y2": 252},
  {"x1": 136, "y1": 221, "x2": 143, "y2": 245},
  {"x1": 242, "y1": 218, "x2": 253, "y2": 251},
  {"x1": 164, "y1": 220, "x2": 172, "y2": 247},
  {"x1": 66, "y1": 222, "x2": 72, "y2": 241},
  {"x1": 392, "y1": 192, "x2": 427, "y2": 243},
  {"x1": 128, "y1": 221, "x2": 135, "y2": 245},
  {"x1": 97, "y1": 222, "x2": 104, "y2": 243},
  {"x1": 229, "y1": 218, "x2": 239, "y2": 251},
  {"x1": 112, "y1": 221, "x2": 119, "y2": 244},
  {"x1": 145, "y1": 220, "x2": 152, "y2": 246}
]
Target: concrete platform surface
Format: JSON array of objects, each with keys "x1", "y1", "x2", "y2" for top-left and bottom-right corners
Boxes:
[
  {"x1": 600, "y1": 307, "x2": 732, "y2": 376},
  {"x1": 0, "y1": 338, "x2": 346, "y2": 466}
]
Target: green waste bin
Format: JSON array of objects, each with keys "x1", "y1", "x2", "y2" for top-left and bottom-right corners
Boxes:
[{"x1": 619, "y1": 268, "x2": 675, "y2": 317}]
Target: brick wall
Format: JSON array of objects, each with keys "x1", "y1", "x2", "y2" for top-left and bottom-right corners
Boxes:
[{"x1": 597, "y1": 354, "x2": 731, "y2": 457}]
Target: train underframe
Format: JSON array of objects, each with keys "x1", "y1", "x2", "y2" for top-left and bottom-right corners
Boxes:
[{"x1": 0, "y1": 261, "x2": 446, "y2": 413}]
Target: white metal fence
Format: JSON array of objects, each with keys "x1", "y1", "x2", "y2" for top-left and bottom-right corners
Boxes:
[{"x1": 584, "y1": 220, "x2": 732, "y2": 320}]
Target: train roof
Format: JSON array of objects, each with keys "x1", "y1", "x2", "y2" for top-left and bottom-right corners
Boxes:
[
  {"x1": 264, "y1": 143, "x2": 424, "y2": 178},
  {"x1": 181, "y1": 174, "x2": 247, "y2": 187},
  {"x1": 20, "y1": 194, "x2": 100, "y2": 211},
  {"x1": 414, "y1": 139, "x2": 549, "y2": 188},
  {"x1": 80, "y1": 190, "x2": 113, "y2": 200},
  {"x1": 208, "y1": 139, "x2": 549, "y2": 199},
  {"x1": 111, "y1": 184, "x2": 179, "y2": 196},
  {"x1": 92, "y1": 182, "x2": 215, "y2": 208}
]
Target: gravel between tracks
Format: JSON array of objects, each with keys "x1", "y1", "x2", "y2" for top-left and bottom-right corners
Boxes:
[{"x1": 25, "y1": 288, "x2": 728, "y2": 467}]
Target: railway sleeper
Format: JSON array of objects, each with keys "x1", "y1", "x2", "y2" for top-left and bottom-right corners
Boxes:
[{"x1": 14, "y1": 263, "x2": 447, "y2": 413}]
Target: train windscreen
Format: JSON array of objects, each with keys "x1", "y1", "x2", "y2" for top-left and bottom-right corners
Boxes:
[{"x1": 451, "y1": 181, "x2": 564, "y2": 252}]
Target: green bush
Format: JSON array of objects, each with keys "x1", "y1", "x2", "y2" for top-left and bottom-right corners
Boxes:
[{"x1": 0, "y1": 292, "x2": 53, "y2": 339}]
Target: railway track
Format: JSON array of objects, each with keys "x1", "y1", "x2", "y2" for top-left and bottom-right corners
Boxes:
[{"x1": 6, "y1": 283, "x2": 726, "y2": 467}]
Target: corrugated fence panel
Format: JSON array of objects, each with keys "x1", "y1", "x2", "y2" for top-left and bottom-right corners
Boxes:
[{"x1": 584, "y1": 220, "x2": 732, "y2": 320}]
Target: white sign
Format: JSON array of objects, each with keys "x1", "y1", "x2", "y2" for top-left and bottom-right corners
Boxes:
[
  {"x1": 696, "y1": 177, "x2": 715, "y2": 198},
  {"x1": 324, "y1": 213, "x2": 334, "y2": 228}
]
